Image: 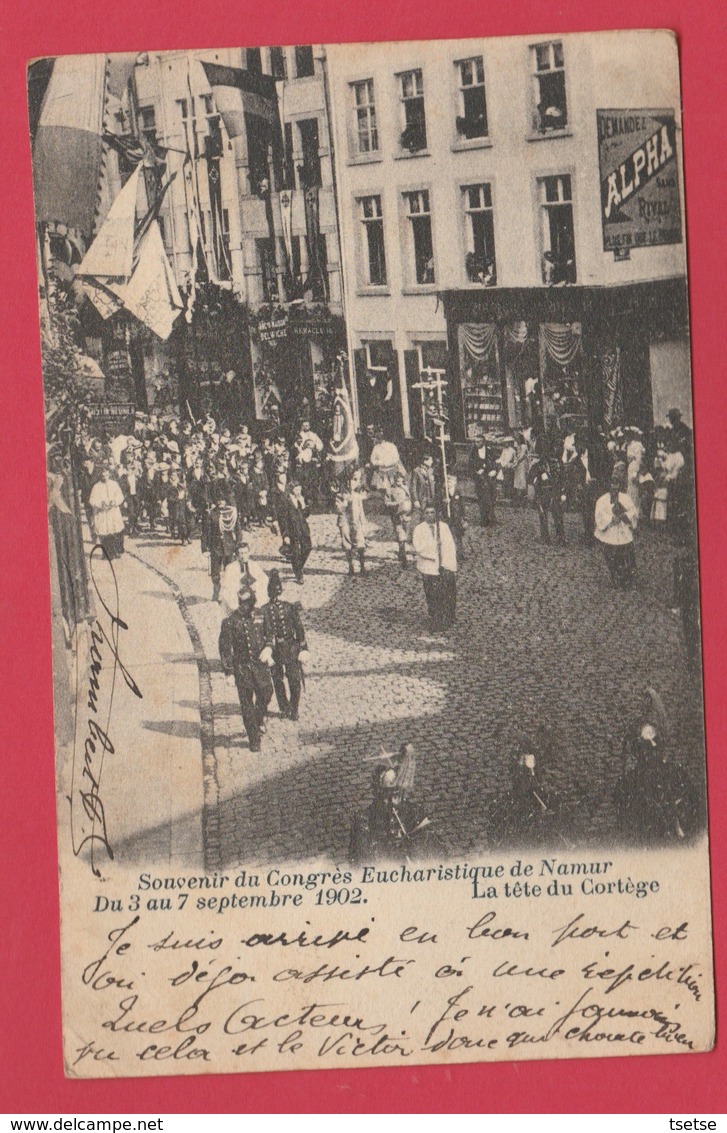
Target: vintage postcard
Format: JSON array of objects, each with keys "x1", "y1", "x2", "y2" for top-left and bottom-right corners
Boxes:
[{"x1": 29, "y1": 29, "x2": 714, "y2": 1078}]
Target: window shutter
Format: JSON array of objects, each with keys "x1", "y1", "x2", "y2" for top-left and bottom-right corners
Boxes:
[
  {"x1": 352, "y1": 348, "x2": 369, "y2": 430},
  {"x1": 404, "y1": 349, "x2": 424, "y2": 439}
]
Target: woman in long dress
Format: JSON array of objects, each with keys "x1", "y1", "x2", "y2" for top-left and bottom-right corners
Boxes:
[{"x1": 89, "y1": 466, "x2": 126, "y2": 559}]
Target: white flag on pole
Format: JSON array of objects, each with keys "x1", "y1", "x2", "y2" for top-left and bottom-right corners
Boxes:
[{"x1": 77, "y1": 166, "x2": 141, "y2": 281}]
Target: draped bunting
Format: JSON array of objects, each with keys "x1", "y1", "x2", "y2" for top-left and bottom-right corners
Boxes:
[
  {"x1": 459, "y1": 322, "x2": 497, "y2": 363},
  {"x1": 505, "y1": 321, "x2": 529, "y2": 345},
  {"x1": 541, "y1": 323, "x2": 582, "y2": 367}
]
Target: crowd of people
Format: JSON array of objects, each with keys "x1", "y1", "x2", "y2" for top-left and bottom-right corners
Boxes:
[
  {"x1": 63, "y1": 397, "x2": 699, "y2": 756},
  {"x1": 68, "y1": 399, "x2": 698, "y2": 650},
  {"x1": 72, "y1": 411, "x2": 328, "y2": 584}
]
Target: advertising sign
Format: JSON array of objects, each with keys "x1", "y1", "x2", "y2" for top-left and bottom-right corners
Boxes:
[
  {"x1": 598, "y1": 108, "x2": 682, "y2": 252},
  {"x1": 257, "y1": 313, "x2": 288, "y2": 343}
]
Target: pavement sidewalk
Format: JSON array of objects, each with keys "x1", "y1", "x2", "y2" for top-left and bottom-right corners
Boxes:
[{"x1": 64, "y1": 543, "x2": 206, "y2": 872}]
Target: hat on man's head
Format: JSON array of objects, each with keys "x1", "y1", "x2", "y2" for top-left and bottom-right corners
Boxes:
[
  {"x1": 237, "y1": 584, "x2": 256, "y2": 609},
  {"x1": 267, "y1": 569, "x2": 283, "y2": 599}
]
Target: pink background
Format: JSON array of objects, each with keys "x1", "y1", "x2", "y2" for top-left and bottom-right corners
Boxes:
[{"x1": 1, "y1": 0, "x2": 725, "y2": 1113}]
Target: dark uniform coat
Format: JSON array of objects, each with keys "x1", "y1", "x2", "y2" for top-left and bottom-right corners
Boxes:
[
  {"x1": 262, "y1": 598, "x2": 307, "y2": 718},
  {"x1": 279, "y1": 493, "x2": 312, "y2": 580},
  {"x1": 219, "y1": 607, "x2": 274, "y2": 750}
]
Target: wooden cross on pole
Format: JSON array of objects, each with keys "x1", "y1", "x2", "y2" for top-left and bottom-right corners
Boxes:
[{"x1": 413, "y1": 365, "x2": 451, "y2": 521}]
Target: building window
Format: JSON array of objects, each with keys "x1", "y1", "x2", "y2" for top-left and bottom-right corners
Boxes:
[
  {"x1": 531, "y1": 41, "x2": 568, "y2": 132},
  {"x1": 199, "y1": 93, "x2": 215, "y2": 120},
  {"x1": 246, "y1": 114, "x2": 281, "y2": 194},
  {"x1": 398, "y1": 69, "x2": 427, "y2": 153},
  {"x1": 455, "y1": 57, "x2": 488, "y2": 140},
  {"x1": 269, "y1": 46, "x2": 287, "y2": 80},
  {"x1": 203, "y1": 111, "x2": 224, "y2": 159},
  {"x1": 404, "y1": 190, "x2": 435, "y2": 284},
  {"x1": 297, "y1": 118, "x2": 321, "y2": 187},
  {"x1": 295, "y1": 46, "x2": 315, "y2": 78},
  {"x1": 351, "y1": 79, "x2": 378, "y2": 155},
  {"x1": 257, "y1": 237, "x2": 278, "y2": 302},
  {"x1": 138, "y1": 105, "x2": 158, "y2": 146},
  {"x1": 247, "y1": 47, "x2": 262, "y2": 75},
  {"x1": 538, "y1": 175, "x2": 576, "y2": 284},
  {"x1": 359, "y1": 195, "x2": 387, "y2": 286},
  {"x1": 306, "y1": 233, "x2": 328, "y2": 301},
  {"x1": 463, "y1": 184, "x2": 496, "y2": 284}
]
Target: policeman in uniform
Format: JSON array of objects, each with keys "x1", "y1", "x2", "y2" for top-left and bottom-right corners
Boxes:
[
  {"x1": 262, "y1": 569, "x2": 309, "y2": 721},
  {"x1": 218, "y1": 584, "x2": 274, "y2": 752}
]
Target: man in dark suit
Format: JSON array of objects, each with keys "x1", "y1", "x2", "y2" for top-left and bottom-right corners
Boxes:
[
  {"x1": 468, "y1": 436, "x2": 498, "y2": 526},
  {"x1": 187, "y1": 456, "x2": 210, "y2": 548},
  {"x1": 219, "y1": 585, "x2": 274, "y2": 753},
  {"x1": 279, "y1": 481, "x2": 313, "y2": 583},
  {"x1": 527, "y1": 448, "x2": 566, "y2": 546},
  {"x1": 262, "y1": 569, "x2": 309, "y2": 720}
]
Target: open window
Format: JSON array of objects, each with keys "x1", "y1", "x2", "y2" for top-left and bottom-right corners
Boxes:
[
  {"x1": 455, "y1": 57, "x2": 488, "y2": 141},
  {"x1": 539, "y1": 175, "x2": 576, "y2": 284},
  {"x1": 403, "y1": 190, "x2": 435, "y2": 285},
  {"x1": 530, "y1": 41, "x2": 568, "y2": 133},
  {"x1": 398, "y1": 69, "x2": 427, "y2": 153},
  {"x1": 359, "y1": 195, "x2": 387, "y2": 286},
  {"x1": 463, "y1": 183, "x2": 496, "y2": 285}
]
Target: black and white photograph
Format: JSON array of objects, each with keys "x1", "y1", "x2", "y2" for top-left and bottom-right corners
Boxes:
[{"x1": 28, "y1": 30, "x2": 715, "y2": 1077}]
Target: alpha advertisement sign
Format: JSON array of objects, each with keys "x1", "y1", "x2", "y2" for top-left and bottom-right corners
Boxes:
[{"x1": 597, "y1": 108, "x2": 682, "y2": 252}]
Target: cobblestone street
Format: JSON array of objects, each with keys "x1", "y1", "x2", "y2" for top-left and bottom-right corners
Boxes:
[{"x1": 126, "y1": 497, "x2": 705, "y2": 870}]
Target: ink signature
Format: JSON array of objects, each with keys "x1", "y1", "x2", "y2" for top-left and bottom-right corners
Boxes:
[{"x1": 69, "y1": 545, "x2": 142, "y2": 876}]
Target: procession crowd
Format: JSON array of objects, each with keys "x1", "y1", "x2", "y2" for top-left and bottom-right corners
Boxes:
[
  {"x1": 72, "y1": 399, "x2": 698, "y2": 642},
  {"x1": 63, "y1": 397, "x2": 702, "y2": 851}
]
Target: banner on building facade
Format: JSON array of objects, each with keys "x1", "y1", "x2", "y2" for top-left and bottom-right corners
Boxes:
[
  {"x1": 598, "y1": 108, "x2": 682, "y2": 252},
  {"x1": 88, "y1": 402, "x2": 136, "y2": 427},
  {"x1": 256, "y1": 307, "x2": 339, "y2": 344},
  {"x1": 256, "y1": 311, "x2": 289, "y2": 343}
]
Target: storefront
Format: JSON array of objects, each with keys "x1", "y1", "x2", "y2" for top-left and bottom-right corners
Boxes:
[
  {"x1": 440, "y1": 279, "x2": 689, "y2": 442},
  {"x1": 252, "y1": 304, "x2": 346, "y2": 434}
]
